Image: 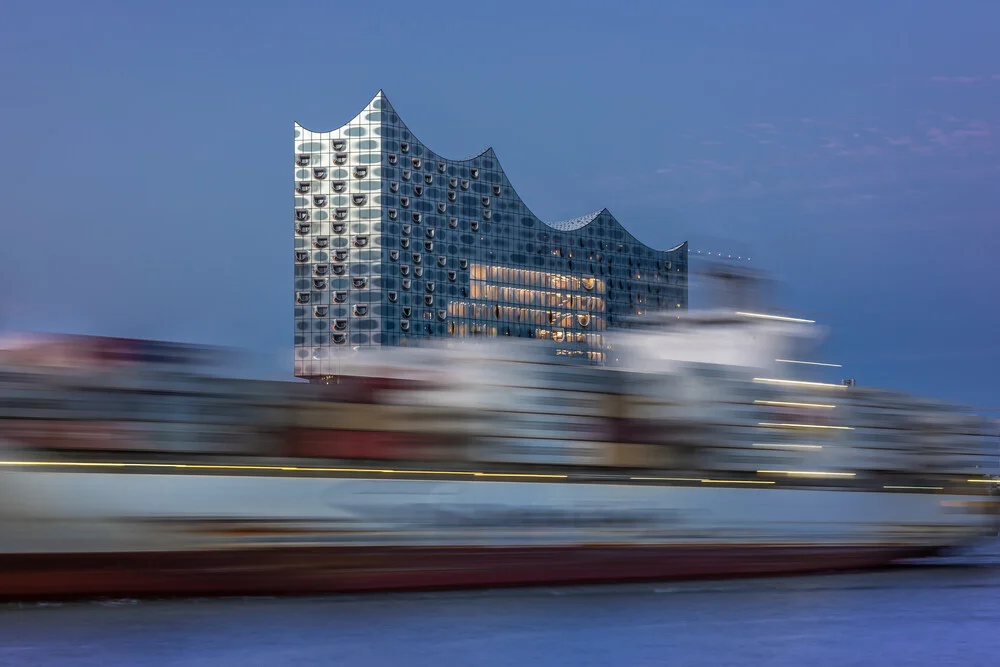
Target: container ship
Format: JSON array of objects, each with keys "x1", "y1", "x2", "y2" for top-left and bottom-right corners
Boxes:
[{"x1": 0, "y1": 304, "x2": 996, "y2": 598}]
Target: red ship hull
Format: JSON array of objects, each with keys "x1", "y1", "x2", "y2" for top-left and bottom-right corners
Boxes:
[{"x1": 0, "y1": 544, "x2": 941, "y2": 599}]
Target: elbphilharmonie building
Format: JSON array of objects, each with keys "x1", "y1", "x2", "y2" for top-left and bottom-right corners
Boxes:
[{"x1": 293, "y1": 92, "x2": 687, "y2": 379}]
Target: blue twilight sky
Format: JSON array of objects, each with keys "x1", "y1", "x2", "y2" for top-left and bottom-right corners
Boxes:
[{"x1": 0, "y1": 0, "x2": 997, "y2": 407}]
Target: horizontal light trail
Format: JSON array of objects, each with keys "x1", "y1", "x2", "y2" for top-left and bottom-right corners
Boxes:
[
  {"x1": 775, "y1": 359, "x2": 843, "y2": 368},
  {"x1": 753, "y1": 378, "x2": 848, "y2": 389},
  {"x1": 698, "y1": 479, "x2": 776, "y2": 485},
  {"x1": 751, "y1": 443, "x2": 824, "y2": 450},
  {"x1": 758, "y1": 422, "x2": 854, "y2": 430},
  {"x1": 966, "y1": 478, "x2": 1000, "y2": 484},
  {"x1": 757, "y1": 470, "x2": 857, "y2": 478},
  {"x1": 883, "y1": 485, "x2": 944, "y2": 490},
  {"x1": 735, "y1": 312, "x2": 815, "y2": 324},
  {"x1": 753, "y1": 400, "x2": 837, "y2": 409},
  {"x1": 0, "y1": 460, "x2": 567, "y2": 479},
  {"x1": 631, "y1": 476, "x2": 774, "y2": 485}
]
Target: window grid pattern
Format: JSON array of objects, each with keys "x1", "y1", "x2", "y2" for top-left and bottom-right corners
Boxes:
[{"x1": 295, "y1": 92, "x2": 687, "y2": 378}]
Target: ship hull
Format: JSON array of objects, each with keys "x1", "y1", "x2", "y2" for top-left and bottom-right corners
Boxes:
[
  {"x1": 0, "y1": 544, "x2": 943, "y2": 599},
  {"x1": 0, "y1": 467, "x2": 993, "y2": 598}
]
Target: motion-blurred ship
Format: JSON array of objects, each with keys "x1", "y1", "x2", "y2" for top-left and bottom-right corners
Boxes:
[{"x1": 0, "y1": 273, "x2": 996, "y2": 597}]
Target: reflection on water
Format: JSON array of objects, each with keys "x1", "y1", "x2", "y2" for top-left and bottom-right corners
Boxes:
[{"x1": 1, "y1": 542, "x2": 999, "y2": 667}]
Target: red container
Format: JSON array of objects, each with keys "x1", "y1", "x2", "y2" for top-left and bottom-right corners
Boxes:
[{"x1": 284, "y1": 428, "x2": 408, "y2": 460}]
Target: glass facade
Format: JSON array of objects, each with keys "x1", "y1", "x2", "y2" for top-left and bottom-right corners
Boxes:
[{"x1": 294, "y1": 92, "x2": 688, "y2": 379}]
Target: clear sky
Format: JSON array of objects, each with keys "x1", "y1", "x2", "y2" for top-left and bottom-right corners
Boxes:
[{"x1": 0, "y1": 0, "x2": 997, "y2": 408}]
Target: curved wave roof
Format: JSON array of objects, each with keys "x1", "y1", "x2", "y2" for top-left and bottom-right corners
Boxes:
[{"x1": 297, "y1": 91, "x2": 685, "y2": 254}]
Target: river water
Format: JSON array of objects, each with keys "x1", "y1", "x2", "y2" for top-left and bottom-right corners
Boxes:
[{"x1": 2, "y1": 542, "x2": 999, "y2": 666}]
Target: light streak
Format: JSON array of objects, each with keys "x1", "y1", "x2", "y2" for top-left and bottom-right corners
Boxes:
[
  {"x1": 631, "y1": 476, "x2": 775, "y2": 485},
  {"x1": 753, "y1": 400, "x2": 837, "y2": 409},
  {"x1": 698, "y1": 479, "x2": 775, "y2": 485},
  {"x1": 757, "y1": 470, "x2": 857, "y2": 478},
  {"x1": 0, "y1": 461, "x2": 567, "y2": 479},
  {"x1": 751, "y1": 443, "x2": 824, "y2": 450},
  {"x1": 775, "y1": 359, "x2": 843, "y2": 368},
  {"x1": 883, "y1": 485, "x2": 944, "y2": 490},
  {"x1": 736, "y1": 312, "x2": 815, "y2": 323},
  {"x1": 753, "y1": 378, "x2": 848, "y2": 389},
  {"x1": 758, "y1": 422, "x2": 854, "y2": 430}
]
